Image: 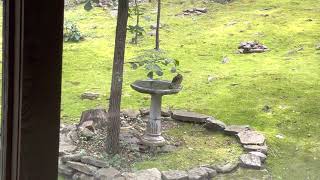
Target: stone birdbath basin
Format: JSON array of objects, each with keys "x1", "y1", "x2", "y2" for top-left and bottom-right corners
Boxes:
[{"x1": 131, "y1": 80, "x2": 182, "y2": 146}]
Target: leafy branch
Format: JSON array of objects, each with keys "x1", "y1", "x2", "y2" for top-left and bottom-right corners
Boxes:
[{"x1": 128, "y1": 49, "x2": 179, "y2": 79}]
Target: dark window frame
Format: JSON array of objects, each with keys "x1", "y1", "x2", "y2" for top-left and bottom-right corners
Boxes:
[{"x1": 1, "y1": 0, "x2": 64, "y2": 179}]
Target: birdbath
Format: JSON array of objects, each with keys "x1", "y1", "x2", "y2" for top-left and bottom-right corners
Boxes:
[{"x1": 131, "y1": 80, "x2": 182, "y2": 146}]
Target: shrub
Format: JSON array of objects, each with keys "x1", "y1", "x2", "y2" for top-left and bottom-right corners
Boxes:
[{"x1": 63, "y1": 20, "x2": 84, "y2": 42}]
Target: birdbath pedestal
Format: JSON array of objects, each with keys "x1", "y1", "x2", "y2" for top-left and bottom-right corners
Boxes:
[{"x1": 131, "y1": 80, "x2": 181, "y2": 146}]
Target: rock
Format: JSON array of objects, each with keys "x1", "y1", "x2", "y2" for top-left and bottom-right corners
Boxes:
[
  {"x1": 121, "y1": 172, "x2": 136, "y2": 179},
  {"x1": 239, "y1": 154, "x2": 262, "y2": 169},
  {"x1": 224, "y1": 125, "x2": 251, "y2": 135},
  {"x1": 148, "y1": 30, "x2": 157, "y2": 36},
  {"x1": 262, "y1": 105, "x2": 272, "y2": 112},
  {"x1": 58, "y1": 163, "x2": 75, "y2": 177},
  {"x1": 79, "y1": 128, "x2": 95, "y2": 139},
  {"x1": 200, "y1": 167, "x2": 217, "y2": 178},
  {"x1": 132, "y1": 168, "x2": 162, "y2": 180},
  {"x1": 60, "y1": 133, "x2": 73, "y2": 144},
  {"x1": 194, "y1": 7, "x2": 207, "y2": 13},
  {"x1": 213, "y1": 162, "x2": 239, "y2": 173},
  {"x1": 79, "y1": 108, "x2": 108, "y2": 129},
  {"x1": 72, "y1": 172, "x2": 94, "y2": 180},
  {"x1": 214, "y1": 0, "x2": 232, "y2": 4},
  {"x1": 179, "y1": 7, "x2": 207, "y2": 16},
  {"x1": 59, "y1": 143, "x2": 77, "y2": 155},
  {"x1": 221, "y1": 56, "x2": 230, "y2": 64},
  {"x1": 316, "y1": 43, "x2": 320, "y2": 50},
  {"x1": 249, "y1": 151, "x2": 267, "y2": 162},
  {"x1": 68, "y1": 130, "x2": 80, "y2": 143},
  {"x1": 81, "y1": 156, "x2": 108, "y2": 168},
  {"x1": 204, "y1": 117, "x2": 226, "y2": 131},
  {"x1": 162, "y1": 170, "x2": 188, "y2": 180},
  {"x1": 139, "y1": 108, "x2": 171, "y2": 117},
  {"x1": 122, "y1": 109, "x2": 140, "y2": 118},
  {"x1": 61, "y1": 124, "x2": 77, "y2": 134},
  {"x1": 237, "y1": 130, "x2": 266, "y2": 145},
  {"x1": 61, "y1": 154, "x2": 83, "y2": 163},
  {"x1": 276, "y1": 134, "x2": 285, "y2": 139},
  {"x1": 66, "y1": 161, "x2": 98, "y2": 175},
  {"x1": 79, "y1": 120, "x2": 95, "y2": 132},
  {"x1": 171, "y1": 110, "x2": 210, "y2": 123},
  {"x1": 188, "y1": 167, "x2": 208, "y2": 180},
  {"x1": 94, "y1": 167, "x2": 121, "y2": 180},
  {"x1": 238, "y1": 41, "x2": 268, "y2": 54},
  {"x1": 161, "y1": 110, "x2": 172, "y2": 117},
  {"x1": 80, "y1": 92, "x2": 100, "y2": 100},
  {"x1": 159, "y1": 145, "x2": 177, "y2": 153},
  {"x1": 119, "y1": 131, "x2": 141, "y2": 147},
  {"x1": 113, "y1": 177, "x2": 126, "y2": 180},
  {"x1": 139, "y1": 108, "x2": 150, "y2": 116},
  {"x1": 150, "y1": 23, "x2": 162, "y2": 30},
  {"x1": 207, "y1": 75, "x2": 215, "y2": 83},
  {"x1": 243, "y1": 144, "x2": 268, "y2": 154}
]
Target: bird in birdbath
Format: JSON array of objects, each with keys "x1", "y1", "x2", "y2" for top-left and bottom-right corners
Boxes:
[{"x1": 169, "y1": 73, "x2": 183, "y2": 89}]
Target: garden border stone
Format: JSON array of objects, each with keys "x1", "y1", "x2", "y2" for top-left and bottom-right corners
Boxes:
[{"x1": 58, "y1": 109, "x2": 269, "y2": 180}]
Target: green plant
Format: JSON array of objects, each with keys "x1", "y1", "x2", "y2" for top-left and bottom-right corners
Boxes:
[
  {"x1": 129, "y1": 49, "x2": 179, "y2": 79},
  {"x1": 63, "y1": 20, "x2": 83, "y2": 42},
  {"x1": 128, "y1": 0, "x2": 146, "y2": 44}
]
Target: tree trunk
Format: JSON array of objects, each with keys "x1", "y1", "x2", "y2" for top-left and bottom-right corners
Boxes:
[
  {"x1": 106, "y1": 0, "x2": 129, "y2": 154},
  {"x1": 155, "y1": 0, "x2": 161, "y2": 50}
]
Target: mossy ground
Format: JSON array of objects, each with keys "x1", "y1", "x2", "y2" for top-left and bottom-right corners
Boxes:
[
  {"x1": 133, "y1": 123, "x2": 243, "y2": 171},
  {"x1": 1, "y1": 0, "x2": 319, "y2": 179}
]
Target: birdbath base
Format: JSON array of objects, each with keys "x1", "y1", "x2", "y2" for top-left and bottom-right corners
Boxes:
[
  {"x1": 142, "y1": 94, "x2": 166, "y2": 146},
  {"x1": 141, "y1": 134, "x2": 166, "y2": 146},
  {"x1": 130, "y1": 80, "x2": 182, "y2": 147}
]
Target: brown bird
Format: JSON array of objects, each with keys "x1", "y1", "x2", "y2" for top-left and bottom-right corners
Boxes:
[{"x1": 169, "y1": 73, "x2": 183, "y2": 89}]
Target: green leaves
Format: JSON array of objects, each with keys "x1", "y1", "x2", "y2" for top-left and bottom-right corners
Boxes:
[
  {"x1": 129, "y1": 49, "x2": 180, "y2": 79},
  {"x1": 63, "y1": 21, "x2": 83, "y2": 42},
  {"x1": 127, "y1": 25, "x2": 145, "y2": 36},
  {"x1": 147, "y1": 72, "x2": 154, "y2": 79}
]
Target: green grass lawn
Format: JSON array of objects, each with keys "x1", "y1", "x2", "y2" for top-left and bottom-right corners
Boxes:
[{"x1": 61, "y1": 0, "x2": 320, "y2": 179}]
